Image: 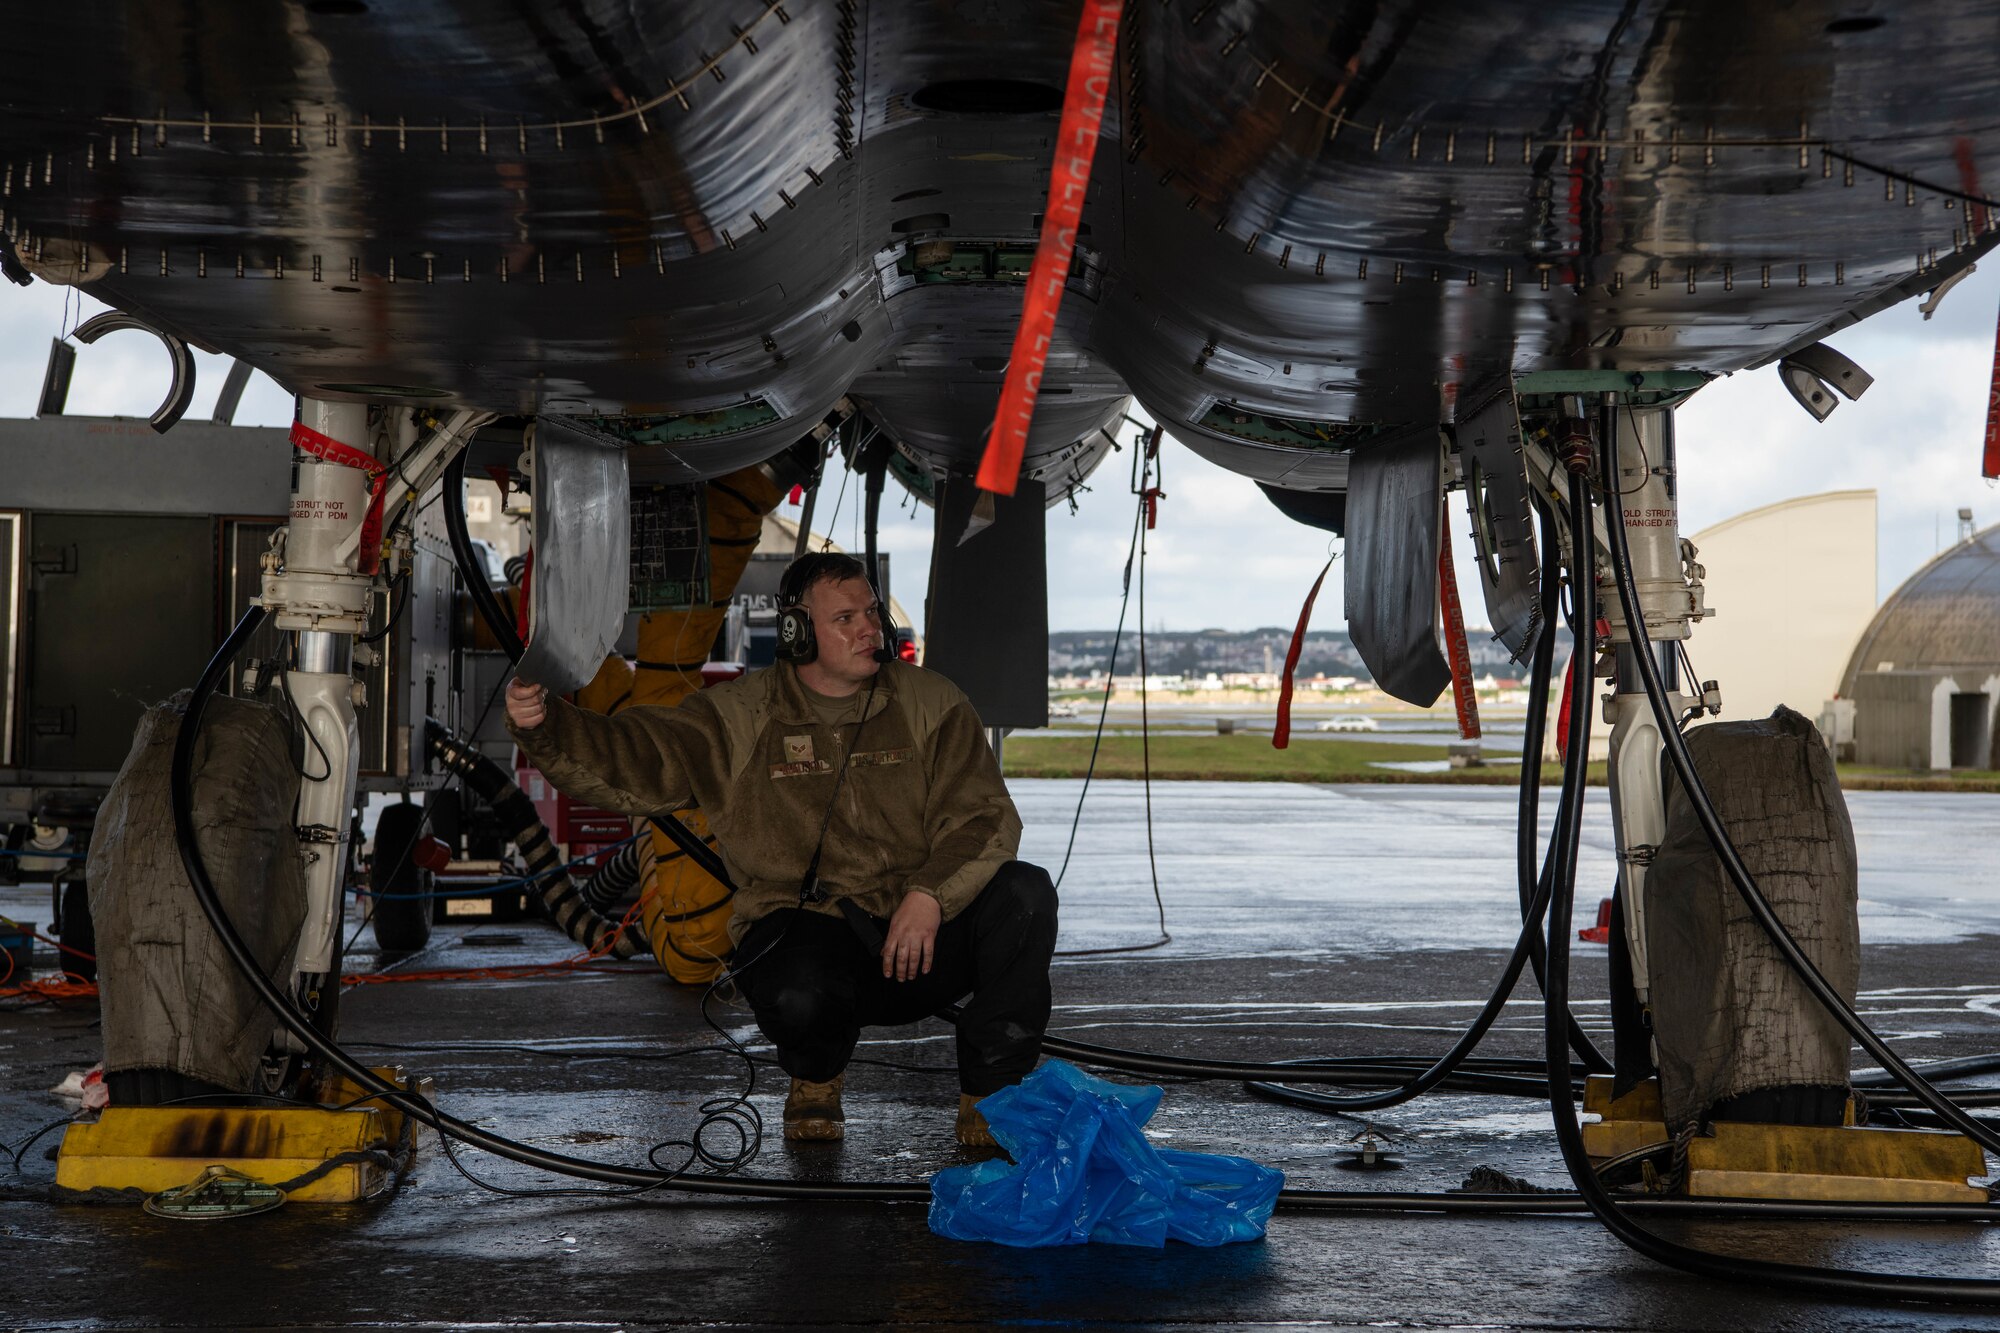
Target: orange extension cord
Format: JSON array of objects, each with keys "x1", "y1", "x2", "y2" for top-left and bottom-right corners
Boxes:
[{"x1": 0, "y1": 915, "x2": 98, "y2": 1006}]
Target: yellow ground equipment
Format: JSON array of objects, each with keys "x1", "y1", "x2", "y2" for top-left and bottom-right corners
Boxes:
[
  {"x1": 1582, "y1": 1075, "x2": 1987, "y2": 1204},
  {"x1": 55, "y1": 1068, "x2": 430, "y2": 1204}
]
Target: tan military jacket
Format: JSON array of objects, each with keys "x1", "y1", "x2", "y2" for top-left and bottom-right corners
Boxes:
[{"x1": 508, "y1": 660, "x2": 1021, "y2": 943}]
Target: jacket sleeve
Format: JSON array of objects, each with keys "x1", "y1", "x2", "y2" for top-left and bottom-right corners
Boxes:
[
  {"x1": 905, "y1": 698, "x2": 1023, "y2": 921},
  {"x1": 507, "y1": 692, "x2": 719, "y2": 818}
]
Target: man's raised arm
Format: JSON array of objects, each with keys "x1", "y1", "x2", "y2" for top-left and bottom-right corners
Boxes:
[{"x1": 505, "y1": 679, "x2": 716, "y2": 818}]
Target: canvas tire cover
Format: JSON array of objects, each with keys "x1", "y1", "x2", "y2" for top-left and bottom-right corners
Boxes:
[
  {"x1": 87, "y1": 692, "x2": 306, "y2": 1091},
  {"x1": 1645, "y1": 706, "x2": 1860, "y2": 1131}
]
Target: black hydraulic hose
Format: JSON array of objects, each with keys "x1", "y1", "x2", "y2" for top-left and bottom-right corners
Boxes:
[
  {"x1": 1855, "y1": 1053, "x2": 2000, "y2": 1087},
  {"x1": 439, "y1": 447, "x2": 738, "y2": 893},
  {"x1": 648, "y1": 815, "x2": 734, "y2": 898},
  {"x1": 1272, "y1": 1189, "x2": 2000, "y2": 1221},
  {"x1": 838, "y1": 909, "x2": 1575, "y2": 1094},
  {"x1": 1237, "y1": 849, "x2": 1574, "y2": 1109},
  {"x1": 1516, "y1": 504, "x2": 1613, "y2": 1074},
  {"x1": 1244, "y1": 1073, "x2": 1566, "y2": 1113},
  {"x1": 443, "y1": 449, "x2": 525, "y2": 662},
  {"x1": 1242, "y1": 1075, "x2": 2000, "y2": 1111},
  {"x1": 1238, "y1": 542, "x2": 1604, "y2": 1113},
  {"x1": 1593, "y1": 422, "x2": 2000, "y2": 1164},
  {"x1": 1547, "y1": 461, "x2": 2000, "y2": 1303},
  {"x1": 425, "y1": 720, "x2": 648, "y2": 959},
  {"x1": 862, "y1": 447, "x2": 886, "y2": 604}
]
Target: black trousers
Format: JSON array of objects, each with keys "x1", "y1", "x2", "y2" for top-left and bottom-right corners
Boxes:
[{"x1": 735, "y1": 861, "x2": 1058, "y2": 1096}]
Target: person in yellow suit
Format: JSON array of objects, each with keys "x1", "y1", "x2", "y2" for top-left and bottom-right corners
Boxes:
[{"x1": 569, "y1": 466, "x2": 784, "y2": 983}]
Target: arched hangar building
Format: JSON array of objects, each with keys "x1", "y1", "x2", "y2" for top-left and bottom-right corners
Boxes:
[{"x1": 1831, "y1": 521, "x2": 2000, "y2": 771}]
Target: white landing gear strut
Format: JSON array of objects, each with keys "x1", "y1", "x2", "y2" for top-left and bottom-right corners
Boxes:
[
  {"x1": 256, "y1": 398, "x2": 488, "y2": 1047},
  {"x1": 1590, "y1": 398, "x2": 1709, "y2": 1011}
]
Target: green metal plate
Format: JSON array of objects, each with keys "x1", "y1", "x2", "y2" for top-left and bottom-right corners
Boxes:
[
  {"x1": 599, "y1": 401, "x2": 782, "y2": 446},
  {"x1": 1511, "y1": 370, "x2": 1709, "y2": 409},
  {"x1": 144, "y1": 1166, "x2": 286, "y2": 1221}
]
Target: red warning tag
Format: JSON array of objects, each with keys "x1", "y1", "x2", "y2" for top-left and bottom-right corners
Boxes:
[
  {"x1": 1272, "y1": 557, "x2": 1333, "y2": 750},
  {"x1": 1984, "y1": 298, "x2": 2000, "y2": 480},
  {"x1": 974, "y1": 0, "x2": 1121, "y2": 496},
  {"x1": 290, "y1": 421, "x2": 390, "y2": 576}
]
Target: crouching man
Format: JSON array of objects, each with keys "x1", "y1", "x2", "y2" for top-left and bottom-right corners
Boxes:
[{"x1": 504, "y1": 551, "x2": 1057, "y2": 1145}]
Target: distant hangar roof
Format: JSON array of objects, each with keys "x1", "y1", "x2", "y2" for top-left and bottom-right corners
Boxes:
[{"x1": 1839, "y1": 522, "x2": 2000, "y2": 696}]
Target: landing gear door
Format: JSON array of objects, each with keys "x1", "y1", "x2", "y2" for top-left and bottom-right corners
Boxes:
[
  {"x1": 514, "y1": 417, "x2": 631, "y2": 698},
  {"x1": 1343, "y1": 428, "x2": 1451, "y2": 707},
  {"x1": 1459, "y1": 388, "x2": 1543, "y2": 661}
]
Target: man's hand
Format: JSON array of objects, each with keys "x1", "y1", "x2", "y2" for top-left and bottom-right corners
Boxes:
[
  {"x1": 505, "y1": 678, "x2": 548, "y2": 730},
  {"x1": 881, "y1": 890, "x2": 941, "y2": 982}
]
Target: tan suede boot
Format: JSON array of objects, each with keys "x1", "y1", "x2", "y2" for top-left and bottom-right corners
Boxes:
[
  {"x1": 956, "y1": 1093, "x2": 998, "y2": 1148},
  {"x1": 783, "y1": 1075, "x2": 845, "y2": 1141}
]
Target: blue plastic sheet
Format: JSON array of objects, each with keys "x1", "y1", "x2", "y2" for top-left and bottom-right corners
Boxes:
[{"x1": 928, "y1": 1060, "x2": 1284, "y2": 1248}]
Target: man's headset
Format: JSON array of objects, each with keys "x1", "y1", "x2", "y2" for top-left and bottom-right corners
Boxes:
[{"x1": 776, "y1": 553, "x2": 895, "y2": 666}]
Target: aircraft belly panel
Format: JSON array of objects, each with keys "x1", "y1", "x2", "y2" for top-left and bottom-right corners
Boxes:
[{"x1": 0, "y1": 0, "x2": 1995, "y2": 484}]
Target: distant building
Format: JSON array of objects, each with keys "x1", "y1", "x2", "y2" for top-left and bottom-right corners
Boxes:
[
  {"x1": 1110, "y1": 674, "x2": 1189, "y2": 693},
  {"x1": 1685, "y1": 491, "x2": 1877, "y2": 727},
  {"x1": 1833, "y1": 519, "x2": 2000, "y2": 770}
]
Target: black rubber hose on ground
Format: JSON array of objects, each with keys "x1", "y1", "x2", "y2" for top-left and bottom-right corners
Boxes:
[
  {"x1": 1546, "y1": 458, "x2": 2000, "y2": 1303},
  {"x1": 439, "y1": 446, "x2": 737, "y2": 892},
  {"x1": 1854, "y1": 1053, "x2": 2000, "y2": 1087},
  {"x1": 425, "y1": 720, "x2": 646, "y2": 959},
  {"x1": 1272, "y1": 1190, "x2": 2000, "y2": 1221}
]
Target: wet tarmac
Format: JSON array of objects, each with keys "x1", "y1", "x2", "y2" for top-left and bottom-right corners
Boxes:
[{"x1": 4, "y1": 780, "x2": 1999, "y2": 1330}]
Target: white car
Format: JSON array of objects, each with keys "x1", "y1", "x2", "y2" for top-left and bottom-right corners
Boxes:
[
  {"x1": 1315, "y1": 715, "x2": 1379, "y2": 733},
  {"x1": 1048, "y1": 701, "x2": 1081, "y2": 719}
]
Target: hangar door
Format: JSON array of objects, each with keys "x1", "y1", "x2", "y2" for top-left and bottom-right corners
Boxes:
[
  {"x1": 1949, "y1": 692, "x2": 1992, "y2": 770},
  {"x1": 24, "y1": 514, "x2": 214, "y2": 773}
]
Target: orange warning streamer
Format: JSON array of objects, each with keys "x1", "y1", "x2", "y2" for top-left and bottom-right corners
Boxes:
[
  {"x1": 1438, "y1": 535, "x2": 1482, "y2": 740},
  {"x1": 1272, "y1": 557, "x2": 1334, "y2": 750},
  {"x1": 1983, "y1": 295, "x2": 2000, "y2": 480},
  {"x1": 975, "y1": 0, "x2": 1122, "y2": 496}
]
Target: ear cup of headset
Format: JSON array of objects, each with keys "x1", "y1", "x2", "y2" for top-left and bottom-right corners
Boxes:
[{"x1": 776, "y1": 604, "x2": 816, "y2": 663}]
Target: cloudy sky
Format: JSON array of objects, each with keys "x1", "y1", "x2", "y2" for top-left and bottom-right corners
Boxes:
[{"x1": 2, "y1": 264, "x2": 1994, "y2": 636}]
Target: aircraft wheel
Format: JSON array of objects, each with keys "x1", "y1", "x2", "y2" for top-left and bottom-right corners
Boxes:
[
  {"x1": 370, "y1": 801, "x2": 433, "y2": 953},
  {"x1": 56, "y1": 876, "x2": 96, "y2": 982}
]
